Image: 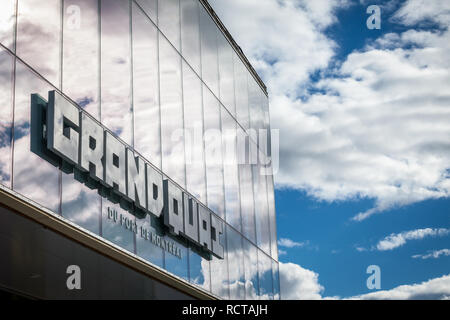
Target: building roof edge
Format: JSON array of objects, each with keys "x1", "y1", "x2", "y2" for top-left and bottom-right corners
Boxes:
[{"x1": 199, "y1": 0, "x2": 268, "y2": 97}]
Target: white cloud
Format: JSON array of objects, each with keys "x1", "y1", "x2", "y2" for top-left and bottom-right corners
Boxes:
[
  {"x1": 279, "y1": 262, "x2": 324, "y2": 300},
  {"x1": 376, "y1": 228, "x2": 450, "y2": 251},
  {"x1": 209, "y1": 0, "x2": 450, "y2": 220},
  {"x1": 412, "y1": 249, "x2": 450, "y2": 260},
  {"x1": 392, "y1": 0, "x2": 450, "y2": 26},
  {"x1": 279, "y1": 249, "x2": 288, "y2": 256},
  {"x1": 279, "y1": 260, "x2": 450, "y2": 300},
  {"x1": 349, "y1": 274, "x2": 450, "y2": 300},
  {"x1": 300, "y1": 0, "x2": 352, "y2": 29},
  {"x1": 209, "y1": 0, "x2": 342, "y2": 97},
  {"x1": 278, "y1": 238, "x2": 306, "y2": 248}
]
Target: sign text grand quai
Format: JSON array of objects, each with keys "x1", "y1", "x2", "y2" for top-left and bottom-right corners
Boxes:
[{"x1": 35, "y1": 90, "x2": 224, "y2": 259}]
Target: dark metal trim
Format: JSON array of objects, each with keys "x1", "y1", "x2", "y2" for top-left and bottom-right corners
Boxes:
[{"x1": 199, "y1": 0, "x2": 268, "y2": 96}]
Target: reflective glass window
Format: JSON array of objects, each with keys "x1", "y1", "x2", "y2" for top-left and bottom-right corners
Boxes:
[
  {"x1": 181, "y1": 0, "x2": 201, "y2": 75},
  {"x1": 62, "y1": 0, "x2": 100, "y2": 120},
  {"x1": 0, "y1": 0, "x2": 16, "y2": 50},
  {"x1": 257, "y1": 250, "x2": 273, "y2": 300},
  {"x1": 234, "y1": 55, "x2": 249, "y2": 130},
  {"x1": 101, "y1": 200, "x2": 135, "y2": 254},
  {"x1": 238, "y1": 128, "x2": 256, "y2": 243},
  {"x1": 248, "y1": 76, "x2": 264, "y2": 133},
  {"x1": 100, "y1": 0, "x2": 132, "y2": 145},
  {"x1": 199, "y1": 6, "x2": 219, "y2": 97},
  {"x1": 243, "y1": 238, "x2": 259, "y2": 300},
  {"x1": 261, "y1": 92, "x2": 271, "y2": 156},
  {"x1": 183, "y1": 62, "x2": 206, "y2": 202},
  {"x1": 0, "y1": 49, "x2": 13, "y2": 188},
  {"x1": 159, "y1": 34, "x2": 186, "y2": 187},
  {"x1": 203, "y1": 85, "x2": 225, "y2": 219},
  {"x1": 222, "y1": 109, "x2": 241, "y2": 232},
  {"x1": 188, "y1": 245, "x2": 211, "y2": 292},
  {"x1": 136, "y1": 0, "x2": 157, "y2": 24},
  {"x1": 164, "y1": 235, "x2": 188, "y2": 281},
  {"x1": 158, "y1": 0, "x2": 180, "y2": 51},
  {"x1": 252, "y1": 148, "x2": 271, "y2": 255},
  {"x1": 17, "y1": 0, "x2": 61, "y2": 86},
  {"x1": 61, "y1": 168, "x2": 101, "y2": 235},
  {"x1": 13, "y1": 62, "x2": 60, "y2": 212},
  {"x1": 132, "y1": 3, "x2": 161, "y2": 168},
  {"x1": 218, "y1": 34, "x2": 235, "y2": 116},
  {"x1": 60, "y1": 0, "x2": 101, "y2": 236},
  {"x1": 227, "y1": 226, "x2": 245, "y2": 300},
  {"x1": 210, "y1": 224, "x2": 229, "y2": 299},
  {"x1": 136, "y1": 214, "x2": 164, "y2": 268}
]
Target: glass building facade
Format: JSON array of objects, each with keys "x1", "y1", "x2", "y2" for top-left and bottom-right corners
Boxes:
[{"x1": 0, "y1": 0, "x2": 279, "y2": 300}]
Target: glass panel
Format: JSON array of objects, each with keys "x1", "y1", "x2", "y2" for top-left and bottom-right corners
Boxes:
[
  {"x1": 159, "y1": 34, "x2": 185, "y2": 187},
  {"x1": 261, "y1": 91, "x2": 270, "y2": 144},
  {"x1": 272, "y1": 260, "x2": 280, "y2": 300},
  {"x1": 61, "y1": 0, "x2": 101, "y2": 236},
  {"x1": 100, "y1": 0, "x2": 132, "y2": 145},
  {"x1": 199, "y1": 6, "x2": 219, "y2": 97},
  {"x1": 203, "y1": 85, "x2": 225, "y2": 219},
  {"x1": 164, "y1": 235, "x2": 188, "y2": 281},
  {"x1": 267, "y1": 172, "x2": 278, "y2": 261},
  {"x1": 227, "y1": 226, "x2": 245, "y2": 300},
  {"x1": 180, "y1": 0, "x2": 200, "y2": 75},
  {"x1": 221, "y1": 109, "x2": 241, "y2": 232},
  {"x1": 132, "y1": 3, "x2": 161, "y2": 168},
  {"x1": 248, "y1": 76, "x2": 264, "y2": 133},
  {"x1": 183, "y1": 62, "x2": 206, "y2": 202},
  {"x1": 218, "y1": 34, "x2": 235, "y2": 116},
  {"x1": 234, "y1": 55, "x2": 249, "y2": 130},
  {"x1": 0, "y1": 0, "x2": 16, "y2": 50},
  {"x1": 0, "y1": 49, "x2": 13, "y2": 188},
  {"x1": 253, "y1": 147, "x2": 271, "y2": 255},
  {"x1": 158, "y1": 0, "x2": 180, "y2": 51},
  {"x1": 210, "y1": 224, "x2": 229, "y2": 298},
  {"x1": 188, "y1": 245, "x2": 211, "y2": 292},
  {"x1": 238, "y1": 128, "x2": 256, "y2": 243},
  {"x1": 243, "y1": 238, "x2": 259, "y2": 300},
  {"x1": 61, "y1": 168, "x2": 101, "y2": 235},
  {"x1": 62, "y1": 0, "x2": 99, "y2": 120},
  {"x1": 136, "y1": 0, "x2": 157, "y2": 24},
  {"x1": 101, "y1": 200, "x2": 135, "y2": 254},
  {"x1": 261, "y1": 91, "x2": 271, "y2": 156},
  {"x1": 257, "y1": 250, "x2": 273, "y2": 300},
  {"x1": 17, "y1": 0, "x2": 61, "y2": 86},
  {"x1": 13, "y1": 61, "x2": 60, "y2": 212},
  {"x1": 136, "y1": 214, "x2": 164, "y2": 268}
]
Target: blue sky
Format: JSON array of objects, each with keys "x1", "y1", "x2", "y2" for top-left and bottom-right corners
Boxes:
[
  {"x1": 275, "y1": 0, "x2": 450, "y2": 299},
  {"x1": 276, "y1": 190, "x2": 450, "y2": 298},
  {"x1": 210, "y1": 0, "x2": 450, "y2": 299}
]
